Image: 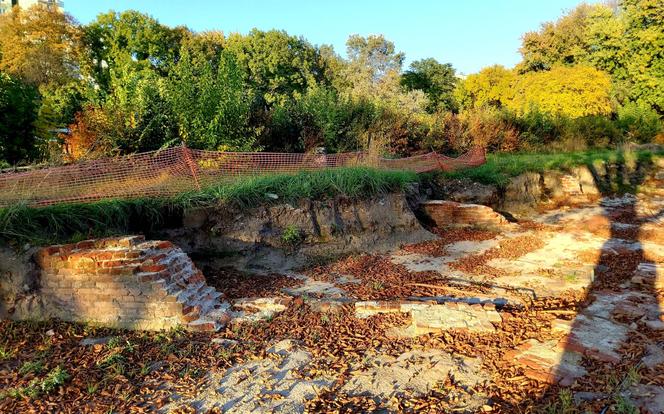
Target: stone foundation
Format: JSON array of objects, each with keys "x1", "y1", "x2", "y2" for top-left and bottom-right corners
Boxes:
[
  {"x1": 421, "y1": 200, "x2": 509, "y2": 229},
  {"x1": 3, "y1": 236, "x2": 229, "y2": 331},
  {"x1": 355, "y1": 300, "x2": 502, "y2": 336}
]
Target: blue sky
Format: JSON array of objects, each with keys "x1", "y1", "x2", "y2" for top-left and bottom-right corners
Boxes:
[{"x1": 65, "y1": 0, "x2": 592, "y2": 75}]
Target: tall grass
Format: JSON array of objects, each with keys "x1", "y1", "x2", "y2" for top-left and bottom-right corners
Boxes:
[{"x1": 0, "y1": 167, "x2": 418, "y2": 245}]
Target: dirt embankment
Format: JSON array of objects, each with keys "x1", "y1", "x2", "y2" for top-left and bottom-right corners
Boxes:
[
  {"x1": 162, "y1": 192, "x2": 436, "y2": 271},
  {"x1": 426, "y1": 157, "x2": 664, "y2": 218}
]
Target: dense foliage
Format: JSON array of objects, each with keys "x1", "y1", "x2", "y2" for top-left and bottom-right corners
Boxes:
[{"x1": 0, "y1": 1, "x2": 661, "y2": 167}]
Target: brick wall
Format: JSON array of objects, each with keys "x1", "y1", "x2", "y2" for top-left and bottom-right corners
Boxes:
[
  {"x1": 33, "y1": 236, "x2": 228, "y2": 331},
  {"x1": 421, "y1": 200, "x2": 509, "y2": 229}
]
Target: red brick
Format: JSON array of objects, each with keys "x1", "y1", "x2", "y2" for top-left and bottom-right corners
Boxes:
[{"x1": 139, "y1": 264, "x2": 167, "y2": 273}]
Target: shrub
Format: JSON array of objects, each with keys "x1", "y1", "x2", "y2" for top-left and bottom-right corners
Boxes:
[{"x1": 617, "y1": 102, "x2": 662, "y2": 143}]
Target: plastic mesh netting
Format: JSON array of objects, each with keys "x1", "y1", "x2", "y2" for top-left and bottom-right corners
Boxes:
[{"x1": 0, "y1": 146, "x2": 485, "y2": 207}]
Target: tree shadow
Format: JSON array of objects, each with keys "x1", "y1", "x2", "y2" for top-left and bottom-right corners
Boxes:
[{"x1": 541, "y1": 149, "x2": 664, "y2": 412}]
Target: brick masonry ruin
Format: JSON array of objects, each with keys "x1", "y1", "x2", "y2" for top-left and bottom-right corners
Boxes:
[
  {"x1": 4, "y1": 236, "x2": 229, "y2": 331},
  {"x1": 421, "y1": 200, "x2": 510, "y2": 229}
]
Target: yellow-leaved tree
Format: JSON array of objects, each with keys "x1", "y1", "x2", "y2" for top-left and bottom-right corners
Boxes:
[{"x1": 505, "y1": 65, "x2": 613, "y2": 118}]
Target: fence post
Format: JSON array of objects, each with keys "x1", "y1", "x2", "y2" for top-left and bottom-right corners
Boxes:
[{"x1": 181, "y1": 144, "x2": 201, "y2": 191}]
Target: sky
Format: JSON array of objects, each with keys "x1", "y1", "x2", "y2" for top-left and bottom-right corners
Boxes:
[{"x1": 64, "y1": 0, "x2": 593, "y2": 75}]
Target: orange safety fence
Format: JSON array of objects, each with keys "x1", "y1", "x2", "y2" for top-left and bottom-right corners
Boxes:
[{"x1": 0, "y1": 146, "x2": 486, "y2": 207}]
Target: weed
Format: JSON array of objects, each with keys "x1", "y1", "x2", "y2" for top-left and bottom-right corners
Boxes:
[
  {"x1": 19, "y1": 360, "x2": 44, "y2": 376},
  {"x1": 216, "y1": 348, "x2": 232, "y2": 360},
  {"x1": 86, "y1": 382, "x2": 99, "y2": 395},
  {"x1": 138, "y1": 362, "x2": 152, "y2": 376},
  {"x1": 282, "y1": 224, "x2": 303, "y2": 246},
  {"x1": 0, "y1": 345, "x2": 13, "y2": 361},
  {"x1": 106, "y1": 336, "x2": 123, "y2": 349},
  {"x1": 371, "y1": 281, "x2": 384, "y2": 290},
  {"x1": 564, "y1": 273, "x2": 578, "y2": 283},
  {"x1": 97, "y1": 352, "x2": 126, "y2": 376},
  {"x1": 613, "y1": 396, "x2": 638, "y2": 414},
  {"x1": 19, "y1": 366, "x2": 70, "y2": 399},
  {"x1": 544, "y1": 388, "x2": 576, "y2": 414}
]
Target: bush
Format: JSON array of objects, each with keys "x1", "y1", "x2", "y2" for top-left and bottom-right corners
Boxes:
[
  {"x1": 617, "y1": 102, "x2": 662, "y2": 143},
  {"x1": 0, "y1": 73, "x2": 39, "y2": 165},
  {"x1": 262, "y1": 88, "x2": 377, "y2": 153}
]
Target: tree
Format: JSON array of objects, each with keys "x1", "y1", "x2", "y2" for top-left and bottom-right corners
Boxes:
[
  {"x1": 0, "y1": 73, "x2": 39, "y2": 164},
  {"x1": 518, "y1": 3, "x2": 607, "y2": 72},
  {"x1": 167, "y1": 49, "x2": 254, "y2": 151},
  {"x1": 621, "y1": 0, "x2": 664, "y2": 113},
  {"x1": 343, "y1": 34, "x2": 405, "y2": 95},
  {"x1": 401, "y1": 58, "x2": 458, "y2": 112},
  {"x1": 517, "y1": 1, "x2": 663, "y2": 113},
  {"x1": 0, "y1": 5, "x2": 81, "y2": 88},
  {"x1": 82, "y1": 10, "x2": 187, "y2": 92},
  {"x1": 506, "y1": 66, "x2": 613, "y2": 118},
  {"x1": 456, "y1": 65, "x2": 514, "y2": 109},
  {"x1": 224, "y1": 29, "x2": 325, "y2": 106}
]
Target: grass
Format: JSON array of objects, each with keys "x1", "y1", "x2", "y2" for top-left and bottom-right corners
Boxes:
[
  {"x1": 0, "y1": 167, "x2": 417, "y2": 246},
  {"x1": 1, "y1": 148, "x2": 662, "y2": 246},
  {"x1": 439, "y1": 148, "x2": 664, "y2": 187}
]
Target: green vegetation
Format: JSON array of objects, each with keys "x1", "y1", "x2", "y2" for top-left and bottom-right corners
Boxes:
[
  {"x1": 181, "y1": 167, "x2": 418, "y2": 208},
  {"x1": 0, "y1": 167, "x2": 418, "y2": 245},
  {"x1": 441, "y1": 148, "x2": 664, "y2": 186},
  {"x1": 0, "y1": 1, "x2": 662, "y2": 167},
  {"x1": 0, "y1": 366, "x2": 70, "y2": 400},
  {"x1": 18, "y1": 360, "x2": 45, "y2": 376},
  {"x1": 281, "y1": 225, "x2": 303, "y2": 246}
]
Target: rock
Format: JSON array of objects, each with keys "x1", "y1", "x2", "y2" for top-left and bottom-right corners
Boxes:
[
  {"x1": 211, "y1": 338, "x2": 238, "y2": 348},
  {"x1": 645, "y1": 320, "x2": 664, "y2": 330},
  {"x1": 341, "y1": 349, "x2": 488, "y2": 409},
  {"x1": 500, "y1": 172, "x2": 542, "y2": 217},
  {"x1": 79, "y1": 336, "x2": 112, "y2": 346},
  {"x1": 642, "y1": 344, "x2": 664, "y2": 370},
  {"x1": 163, "y1": 342, "x2": 334, "y2": 414},
  {"x1": 232, "y1": 297, "x2": 291, "y2": 322},
  {"x1": 572, "y1": 166, "x2": 600, "y2": 196},
  {"x1": 355, "y1": 300, "x2": 502, "y2": 336},
  {"x1": 172, "y1": 193, "x2": 437, "y2": 270},
  {"x1": 432, "y1": 178, "x2": 499, "y2": 206},
  {"x1": 632, "y1": 263, "x2": 664, "y2": 290},
  {"x1": 267, "y1": 339, "x2": 299, "y2": 356},
  {"x1": 626, "y1": 384, "x2": 664, "y2": 414},
  {"x1": 574, "y1": 391, "x2": 606, "y2": 405},
  {"x1": 504, "y1": 339, "x2": 587, "y2": 386}
]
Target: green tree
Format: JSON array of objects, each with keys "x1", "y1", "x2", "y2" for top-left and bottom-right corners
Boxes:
[
  {"x1": 167, "y1": 50, "x2": 254, "y2": 151},
  {"x1": 401, "y1": 58, "x2": 458, "y2": 112},
  {"x1": 0, "y1": 73, "x2": 39, "y2": 164},
  {"x1": 517, "y1": 1, "x2": 663, "y2": 113},
  {"x1": 621, "y1": 0, "x2": 664, "y2": 113},
  {"x1": 342, "y1": 34, "x2": 405, "y2": 98},
  {"x1": 224, "y1": 29, "x2": 325, "y2": 107},
  {"x1": 519, "y1": 4, "x2": 604, "y2": 72},
  {"x1": 82, "y1": 10, "x2": 187, "y2": 92}
]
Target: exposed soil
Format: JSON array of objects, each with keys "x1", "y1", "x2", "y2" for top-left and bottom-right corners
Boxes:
[{"x1": 1, "y1": 191, "x2": 663, "y2": 413}]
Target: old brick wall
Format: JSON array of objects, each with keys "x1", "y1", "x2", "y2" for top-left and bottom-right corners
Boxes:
[
  {"x1": 421, "y1": 200, "x2": 509, "y2": 229},
  {"x1": 20, "y1": 236, "x2": 228, "y2": 331}
]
